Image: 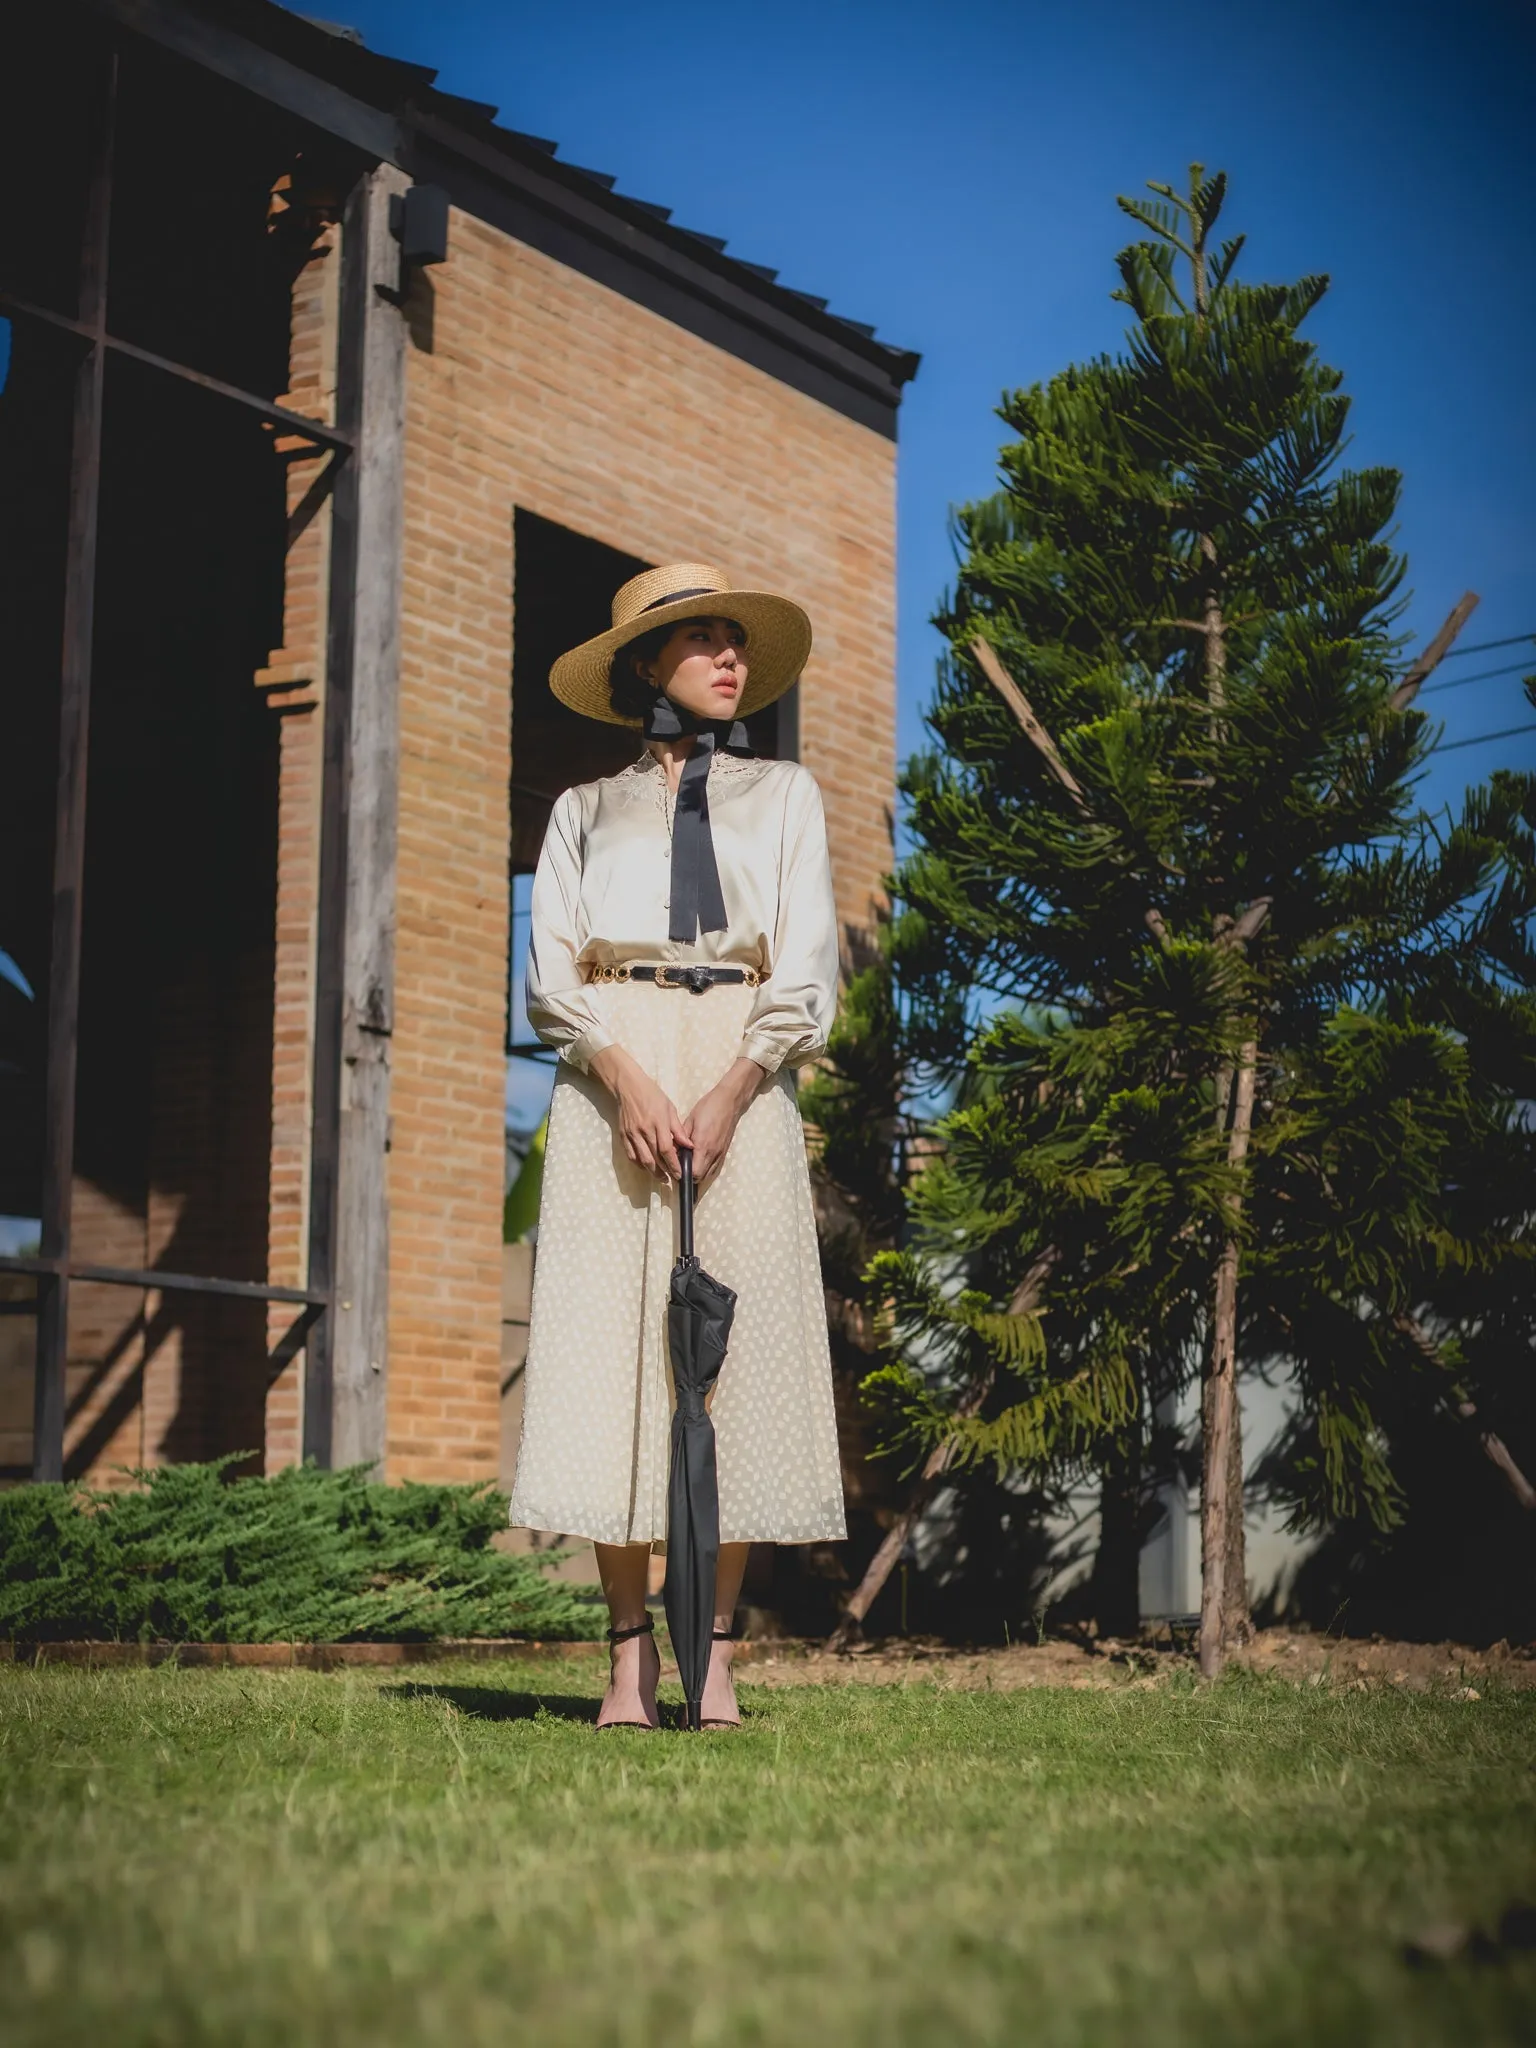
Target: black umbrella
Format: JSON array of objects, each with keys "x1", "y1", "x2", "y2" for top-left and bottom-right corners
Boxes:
[{"x1": 662, "y1": 1145, "x2": 737, "y2": 1730}]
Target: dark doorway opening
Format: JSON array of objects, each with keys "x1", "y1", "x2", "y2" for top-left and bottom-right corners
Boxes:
[
  {"x1": 506, "y1": 511, "x2": 802, "y2": 1068},
  {"x1": 509, "y1": 508, "x2": 800, "y2": 878},
  {"x1": 509, "y1": 510, "x2": 651, "y2": 875}
]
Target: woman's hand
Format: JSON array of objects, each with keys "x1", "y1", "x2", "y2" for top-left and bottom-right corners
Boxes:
[
  {"x1": 683, "y1": 1058, "x2": 765, "y2": 1183},
  {"x1": 588, "y1": 1045, "x2": 691, "y2": 1180}
]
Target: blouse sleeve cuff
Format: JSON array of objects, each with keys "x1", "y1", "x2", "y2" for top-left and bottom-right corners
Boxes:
[
  {"x1": 560, "y1": 1023, "x2": 615, "y2": 1075},
  {"x1": 738, "y1": 1029, "x2": 789, "y2": 1075}
]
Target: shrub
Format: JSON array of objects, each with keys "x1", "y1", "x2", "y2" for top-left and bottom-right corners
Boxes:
[{"x1": 0, "y1": 1460, "x2": 603, "y2": 1643}]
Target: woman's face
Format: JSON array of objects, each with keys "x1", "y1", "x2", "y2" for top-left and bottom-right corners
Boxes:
[{"x1": 639, "y1": 615, "x2": 748, "y2": 723}]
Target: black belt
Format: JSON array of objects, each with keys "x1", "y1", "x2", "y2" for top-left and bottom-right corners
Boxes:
[{"x1": 588, "y1": 962, "x2": 762, "y2": 993}]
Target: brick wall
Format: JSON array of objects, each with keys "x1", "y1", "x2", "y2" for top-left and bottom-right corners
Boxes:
[
  {"x1": 419, "y1": 211, "x2": 899, "y2": 955},
  {"x1": 50, "y1": 200, "x2": 896, "y2": 1493},
  {"x1": 60, "y1": 1185, "x2": 148, "y2": 1485},
  {"x1": 255, "y1": 202, "x2": 898, "y2": 1486},
  {"x1": 375, "y1": 207, "x2": 897, "y2": 1485}
]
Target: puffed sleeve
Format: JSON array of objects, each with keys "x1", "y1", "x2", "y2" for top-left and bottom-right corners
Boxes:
[
  {"x1": 525, "y1": 787, "x2": 614, "y2": 1073},
  {"x1": 737, "y1": 767, "x2": 840, "y2": 1074}
]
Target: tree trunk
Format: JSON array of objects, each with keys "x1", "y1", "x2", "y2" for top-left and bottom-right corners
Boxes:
[
  {"x1": 1199, "y1": 1042, "x2": 1256, "y2": 1678},
  {"x1": 1091, "y1": 1431, "x2": 1144, "y2": 1640},
  {"x1": 1223, "y1": 1367, "x2": 1249, "y2": 1644}
]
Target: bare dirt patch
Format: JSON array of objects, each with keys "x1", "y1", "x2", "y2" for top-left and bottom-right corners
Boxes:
[
  {"x1": 9, "y1": 1628, "x2": 1533, "y2": 1691},
  {"x1": 732, "y1": 1627, "x2": 1536, "y2": 1693}
]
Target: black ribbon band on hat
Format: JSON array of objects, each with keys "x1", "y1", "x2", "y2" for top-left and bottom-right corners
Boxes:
[
  {"x1": 641, "y1": 587, "x2": 718, "y2": 613},
  {"x1": 643, "y1": 695, "x2": 751, "y2": 944}
]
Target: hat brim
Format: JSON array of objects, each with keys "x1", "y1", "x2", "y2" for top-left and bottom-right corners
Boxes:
[{"x1": 548, "y1": 590, "x2": 812, "y2": 727}]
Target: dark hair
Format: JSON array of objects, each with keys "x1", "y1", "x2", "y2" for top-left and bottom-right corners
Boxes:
[
  {"x1": 606, "y1": 614, "x2": 749, "y2": 723},
  {"x1": 607, "y1": 620, "x2": 678, "y2": 723}
]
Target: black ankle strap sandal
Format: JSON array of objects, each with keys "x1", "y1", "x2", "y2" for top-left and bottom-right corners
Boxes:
[
  {"x1": 599, "y1": 1616, "x2": 658, "y2": 1733},
  {"x1": 607, "y1": 1617, "x2": 656, "y2": 1644}
]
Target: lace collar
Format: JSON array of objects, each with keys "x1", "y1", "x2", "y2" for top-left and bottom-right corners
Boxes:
[{"x1": 620, "y1": 748, "x2": 767, "y2": 783}]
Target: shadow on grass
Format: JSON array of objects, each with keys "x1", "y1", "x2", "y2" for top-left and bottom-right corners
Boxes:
[
  {"x1": 384, "y1": 1681, "x2": 755, "y2": 1734},
  {"x1": 384, "y1": 1682, "x2": 600, "y2": 1725}
]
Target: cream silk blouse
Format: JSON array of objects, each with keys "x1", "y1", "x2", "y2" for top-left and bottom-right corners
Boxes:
[{"x1": 525, "y1": 750, "x2": 840, "y2": 1077}]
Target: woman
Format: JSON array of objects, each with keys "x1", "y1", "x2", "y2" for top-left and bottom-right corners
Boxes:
[{"x1": 509, "y1": 562, "x2": 845, "y2": 1729}]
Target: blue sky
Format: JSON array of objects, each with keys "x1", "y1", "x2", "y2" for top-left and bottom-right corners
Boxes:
[
  {"x1": 13, "y1": 0, "x2": 1526, "y2": 1144},
  {"x1": 336, "y1": 0, "x2": 1535, "y2": 810},
  {"x1": 330, "y1": 0, "x2": 1533, "y2": 1129},
  {"x1": 326, "y1": 0, "x2": 1534, "y2": 1128}
]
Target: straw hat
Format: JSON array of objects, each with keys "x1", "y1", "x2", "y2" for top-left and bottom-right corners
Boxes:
[{"x1": 549, "y1": 562, "x2": 812, "y2": 727}]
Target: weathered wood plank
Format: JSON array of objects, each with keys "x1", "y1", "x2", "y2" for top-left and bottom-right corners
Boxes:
[
  {"x1": 333, "y1": 165, "x2": 409, "y2": 1471},
  {"x1": 305, "y1": 166, "x2": 409, "y2": 1472}
]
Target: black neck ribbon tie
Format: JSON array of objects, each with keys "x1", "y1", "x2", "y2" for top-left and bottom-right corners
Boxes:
[{"x1": 643, "y1": 694, "x2": 752, "y2": 944}]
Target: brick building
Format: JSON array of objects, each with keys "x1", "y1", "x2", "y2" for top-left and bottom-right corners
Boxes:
[{"x1": 0, "y1": 0, "x2": 916, "y2": 1491}]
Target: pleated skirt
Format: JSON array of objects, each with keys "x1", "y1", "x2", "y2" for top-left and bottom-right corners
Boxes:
[{"x1": 507, "y1": 980, "x2": 846, "y2": 1547}]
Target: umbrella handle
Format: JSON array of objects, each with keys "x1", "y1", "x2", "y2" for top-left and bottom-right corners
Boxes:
[{"x1": 677, "y1": 1144, "x2": 695, "y2": 1259}]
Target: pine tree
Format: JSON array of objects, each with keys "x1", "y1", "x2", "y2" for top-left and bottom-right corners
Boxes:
[
  {"x1": 797, "y1": 936, "x2": 919, "y2": 1636},
  {"x1": 867, "y1": 166, "x2": 1536, "y2": 1672}
]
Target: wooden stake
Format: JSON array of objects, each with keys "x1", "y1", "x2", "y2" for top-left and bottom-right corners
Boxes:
[
  {"x1": 970, "y1": 640, "x2": 1091, "y2": 814},
  {"x1": 1394, "y1": 1313, "x2": 1536, "y2": 1513},
  {"x1": 969, "y1": 639, "x2": 1178, "y2": 955},
  {"x1": 1390, "y1": 592, "x2": 1481, "y2": 711},
  {"x1": 825, "y1": 1247, "x2": 1059, "y2": 1650}
]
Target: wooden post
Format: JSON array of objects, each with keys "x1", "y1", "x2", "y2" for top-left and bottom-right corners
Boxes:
[
  {"x1": 33, "y1": 49, "x2": 116, "y2": 1483},
  {"x1": 304, "y1": 164, "x2": 408, "y2": 1472}
]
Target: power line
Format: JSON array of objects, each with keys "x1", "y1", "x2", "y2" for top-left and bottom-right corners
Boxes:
[
  {"x1": 1390, "y1": 629, "x2": 1535, "y2": 679},
  {"x1": 1432, "y1": 721, "x2": 1536, "y2": 756},
  {"x1": 1436, "y1": 631, "x2": 1536, "y2": 662},
  {"x1": 1419, "y1": 658, "x2": 1535, "y2": 696}
]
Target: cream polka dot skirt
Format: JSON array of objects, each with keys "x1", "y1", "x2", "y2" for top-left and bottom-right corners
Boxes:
[{"x1": 508, "y1": 981, "x2": 847, "y2": 1547}]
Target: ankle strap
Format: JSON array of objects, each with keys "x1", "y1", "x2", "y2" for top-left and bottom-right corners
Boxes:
[
  {"x1": 607, "y1": 1617, "x2": 655, "y2": 1643},
  {"x1": 712, "y1": 1629, "x2": 734, "y2": 1642}
]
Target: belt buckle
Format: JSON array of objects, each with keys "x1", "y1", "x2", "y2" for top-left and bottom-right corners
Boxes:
[{"x1": 659, "y1": 964, "x2": 711, "y2": 994}]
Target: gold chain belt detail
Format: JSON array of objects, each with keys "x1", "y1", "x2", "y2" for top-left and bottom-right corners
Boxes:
[{"x1": 587, "y1": 962, "x2": 762, "y2": 989}]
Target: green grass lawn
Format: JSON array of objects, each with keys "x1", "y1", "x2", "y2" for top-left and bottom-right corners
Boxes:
[{"x1": 1, "y1": 1659, "x2": 1532, "y2": 2047}]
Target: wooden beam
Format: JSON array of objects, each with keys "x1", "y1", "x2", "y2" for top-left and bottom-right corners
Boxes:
[
  {"x1": 333, "y1": 161, "x2": 408, "y2": 1471},
  {"x1": 98, "y1": 0, "x2": 404, "y2": 165},
  {"x1": 0, "y1": 294, "x2": 350, "y2": 451},
  {"x1": 33, "y1": 47, "x2": 116, "y2": 1483},
  {"x1": 2, "y1": 1254, "x2": 323, "y2": 1307},
  {"x1": 304, "y1": 165, "x2": 409, "y2": 1472}
]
